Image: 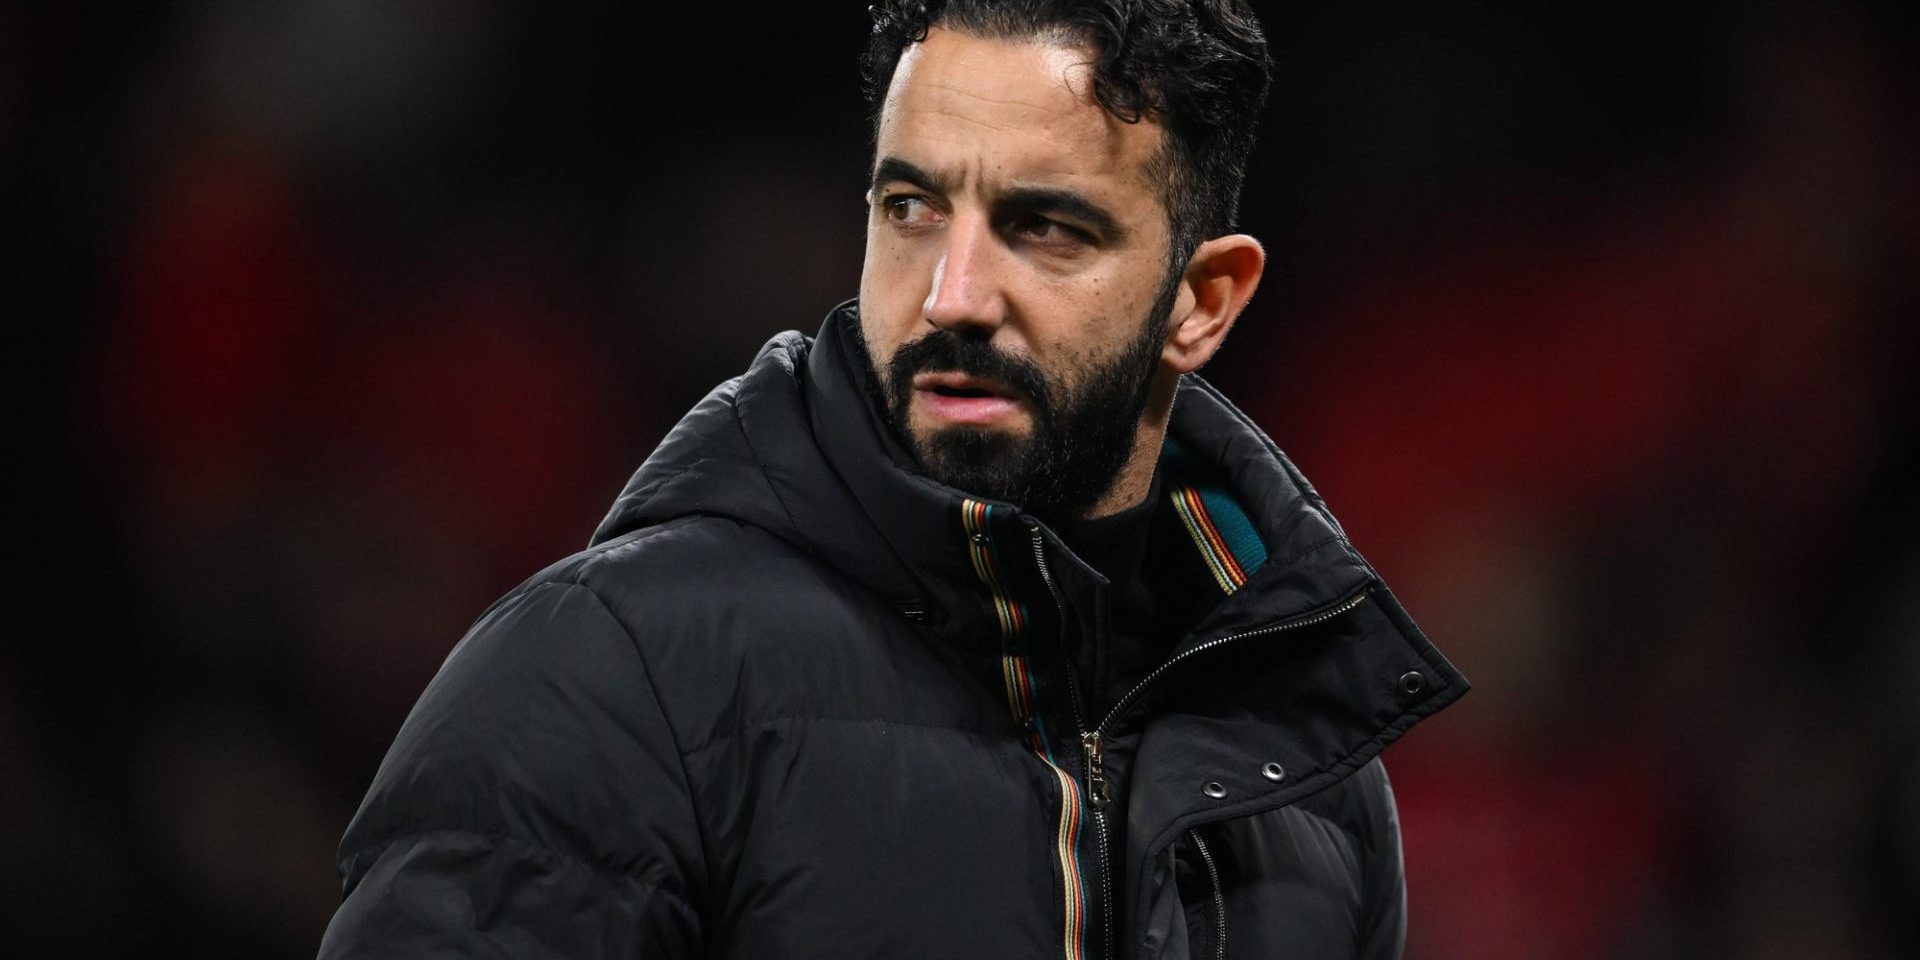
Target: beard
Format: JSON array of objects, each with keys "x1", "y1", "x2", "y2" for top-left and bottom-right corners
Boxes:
[{"x1": 857, "y1": 270, "x2": 1182, "y2": 520}]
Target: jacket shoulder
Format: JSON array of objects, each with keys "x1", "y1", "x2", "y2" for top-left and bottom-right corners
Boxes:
[
  {"x1": 329, "y1": 519, "x2": 795, "y2": 947},
  {"x1": 341, "y1": 573, "x2": 699, "y2": 861},
  {"x1": 564, "y1": 514, "x2": 889, "y2": 654},
  {"x1": 327, "y1": 569, "x2": 709, "y2": 955},
  {"x1": 546, "y1": 514, "x2": 1000, "y2": 756}
]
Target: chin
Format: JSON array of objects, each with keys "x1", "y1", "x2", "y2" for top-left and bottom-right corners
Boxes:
[
  {"x1": 914, "y1": 425, "x2": 1025, "y2": 479},
  {"x1": 913, "y1": 405, "x2": 1036, "y2": 437},
  {"x1": 910, "y1": 419, "x2": 1014, "y2": 449}
]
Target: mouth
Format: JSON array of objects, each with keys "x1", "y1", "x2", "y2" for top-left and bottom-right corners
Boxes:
[
  {"x1": 911, "y1": 372, "x2": 1024, "y2": 426},
  {"x1": 914, "y1": 371, "x2": 1017, "y2": 398}
]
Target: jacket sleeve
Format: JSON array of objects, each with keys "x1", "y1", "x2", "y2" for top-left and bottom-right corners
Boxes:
[
  {"x1": 1354, "y1": 758, "x2": 1408, "y2": 960},
  {"x1": 318, "y1": 580, "x2": 707, "y2": 959}
]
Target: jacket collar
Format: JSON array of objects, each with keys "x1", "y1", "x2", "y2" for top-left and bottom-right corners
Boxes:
[
  {"x1": 803, "y1": 299, "x2": 1384, "y2": 658},
  {"x1": 592, "y1": 295, "x2": 1461, "y2": 729}
]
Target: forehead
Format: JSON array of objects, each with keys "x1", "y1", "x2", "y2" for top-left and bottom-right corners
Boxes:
[{"x1": 876, "y1": 27, "x2": 1164, "y2": 204}]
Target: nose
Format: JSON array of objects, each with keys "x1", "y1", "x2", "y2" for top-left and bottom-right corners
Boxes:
[{"x1": 922, "y1": 214, "x2": 1006, "y2": 336}]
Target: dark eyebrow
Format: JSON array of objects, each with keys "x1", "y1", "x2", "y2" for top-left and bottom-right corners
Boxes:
[
  {"x1": 869, "y1": 155, "x2": 1128, "y2": 244},
  {"x1": 870, "y1": 156, "x2": 950, "y2": 197},
  {"x1": 998, "y1": 186, "x2": 1127, "y2": 243}
]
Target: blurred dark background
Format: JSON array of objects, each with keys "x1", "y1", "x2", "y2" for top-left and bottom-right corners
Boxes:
[{"x1": 10, "y1": 1, "x2": 1918, "y2": 957}]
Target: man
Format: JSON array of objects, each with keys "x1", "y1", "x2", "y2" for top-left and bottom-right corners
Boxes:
[{"x1": 320, "y1": 2, "x2": 1465, "y2": 958}]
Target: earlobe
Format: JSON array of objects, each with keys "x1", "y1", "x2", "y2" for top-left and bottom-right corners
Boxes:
[{"x1": 1163, "y1": 234, "x2": 1265, "y2": 375}]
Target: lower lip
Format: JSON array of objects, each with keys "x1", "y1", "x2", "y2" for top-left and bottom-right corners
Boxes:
[{"x1": 916, "y1": 388, "x2": 1021, "y2": 425}]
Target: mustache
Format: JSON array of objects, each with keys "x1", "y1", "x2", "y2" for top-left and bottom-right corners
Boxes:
[{"x1": 885, "y1": 331, "x2": 1054, "y2": 415}]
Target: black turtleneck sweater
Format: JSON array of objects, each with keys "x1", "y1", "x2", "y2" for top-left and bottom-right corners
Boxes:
[{"x1": 1051, "y1": 472, "x2": 1221, "y2": 716}]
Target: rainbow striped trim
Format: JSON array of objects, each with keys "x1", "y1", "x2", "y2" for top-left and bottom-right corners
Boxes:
[
  {"x1": 961, "y1": 499, "x2": 1087, "y2": 960},
  {"x1": 1169, "y1": 483, "x2": 1269, "y2": 595}
]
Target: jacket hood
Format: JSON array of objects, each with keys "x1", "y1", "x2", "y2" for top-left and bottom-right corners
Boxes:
[
  {"x1": 590, "y1": 301, "x2": 1023, "y2": 644},
  {"x1": 587, "y1": 328, "x2": 899, "y2": 599}
]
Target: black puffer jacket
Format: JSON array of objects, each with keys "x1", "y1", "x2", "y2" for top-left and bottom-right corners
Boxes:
[{"x1": 319, "y1": 303, "x2": 1466, "y2": 960}]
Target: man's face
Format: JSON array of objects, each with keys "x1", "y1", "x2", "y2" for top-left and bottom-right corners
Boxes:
[{"x1": 857, "y1": 27, "x2": 1182, "y2": 518}]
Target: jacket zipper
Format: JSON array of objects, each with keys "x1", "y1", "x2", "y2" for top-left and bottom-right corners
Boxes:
[
  {"x1": 1093, "y1": 589, "x2": 1369, "y2": 741},
  {"x1": 1044, "y1": 532, "x2": 1368, "y2": 958},
  {"x1": 1081, "y1": 589, "x2": 1364, "y2": 959},
  {"x1": 1029, "y1": 524, "x2": 1114, "y2": 960},
  {"x1": 1030, "y1": 518, "x2": 1369, "y2": 959},
  {"x1": 1186, "y1": 827, "x2": 1226, "y2": 960}
]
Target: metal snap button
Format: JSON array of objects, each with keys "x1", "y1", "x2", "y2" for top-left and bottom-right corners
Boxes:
[
  {"x1": 1261, "y1": 762, "x2": 1286, "y2": 782},
  {"x1": 1397, "y1": 671, "x2": 1426, "y2": 696},
  {"x1": 1202, "y1": 781, "x2": 1228, "y2": 799}
]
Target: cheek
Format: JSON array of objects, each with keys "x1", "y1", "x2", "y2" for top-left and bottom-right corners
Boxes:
[
  {"x1": 860, "y1": 227, "x2": 922, "y2": 294},
  {"x1": 858, "y1": 236, "x2": 934, "y2": 352},
  {"x1": 1031, "y1": 282, "x2": 1152, "y2": 362},
  {"x1": 856, "y1": 315, "x2": 896, "y2": 373},
  {"x1": 1039, "y1": 304, "x2": 1165, "y2": 396}
]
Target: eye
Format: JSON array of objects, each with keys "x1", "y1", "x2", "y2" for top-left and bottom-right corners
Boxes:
[
  {"x1": 881, "y1": 194, "x2": 942, "y2": 230},
  {"x1": 1010, "y1": 215, "x2": 1095, "y2": 250}
]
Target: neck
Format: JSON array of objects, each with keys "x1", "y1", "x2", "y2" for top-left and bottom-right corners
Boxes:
[{"x1": 1080, "y1": 369, "x2": 1178, "y2": 519}]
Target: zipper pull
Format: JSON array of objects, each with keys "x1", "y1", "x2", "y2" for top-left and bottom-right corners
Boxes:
[{"x1": 1082, "y1": 731, "x2": 1112, "y2": 809}]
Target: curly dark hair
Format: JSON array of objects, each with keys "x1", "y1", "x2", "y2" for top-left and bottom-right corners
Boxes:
[{"x1": 863, "y1": 0, "x2": 1273, "y2": 267}]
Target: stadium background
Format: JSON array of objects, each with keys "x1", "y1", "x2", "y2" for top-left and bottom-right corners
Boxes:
[{"x1": 11, "y1": 2, "x2": 1917, "y2": 956}]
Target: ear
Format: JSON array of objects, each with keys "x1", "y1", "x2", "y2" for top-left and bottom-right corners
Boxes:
[{"x1": 1162, "y1": 234, "x2": 1265, "y2": 375}]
